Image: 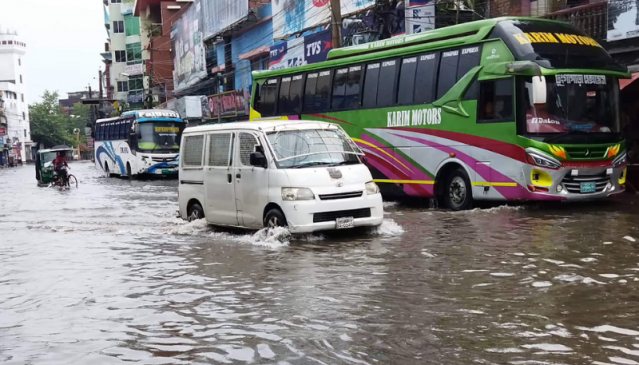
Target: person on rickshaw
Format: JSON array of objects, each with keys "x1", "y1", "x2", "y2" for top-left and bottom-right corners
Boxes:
[{"x1": 52, "y1": 151, "x2": 70, "y2": 184}]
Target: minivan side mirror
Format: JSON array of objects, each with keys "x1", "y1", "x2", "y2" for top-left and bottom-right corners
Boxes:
[{"x1": 250, "y1": 151, "x2": 267, "y2": 168}]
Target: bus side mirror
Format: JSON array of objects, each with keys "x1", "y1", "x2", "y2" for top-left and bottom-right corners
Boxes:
[
  {"x1": 250, "y1": 152, "x2": 267, "y2": 168},
  {"x1": 532, "y1": 76, "x2": 547, "y2": 105}
]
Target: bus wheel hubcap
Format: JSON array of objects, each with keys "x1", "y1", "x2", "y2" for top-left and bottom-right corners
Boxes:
[{"x1": 450, "y1": 177, "x2": 466, "y2": 205}]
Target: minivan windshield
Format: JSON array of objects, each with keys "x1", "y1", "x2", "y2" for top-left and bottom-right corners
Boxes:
[
  {"x1": 266, "y1": 128, "x2": 363, "y2": 168},
  {"x1": 521, "y1": 75, "x2": 622, "y2": 143}
]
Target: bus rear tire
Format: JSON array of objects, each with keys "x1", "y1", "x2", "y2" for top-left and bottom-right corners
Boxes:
[
  {"x1": 188, "y1": 203, "x2": 205, "y2": 222},
  {"x1": 444, "y1": 167, "x2": 473, "y2": 211}
]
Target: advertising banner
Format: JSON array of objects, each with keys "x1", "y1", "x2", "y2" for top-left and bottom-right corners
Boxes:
[
  {"x1": 171, "y1": 0, "x2": 207, "y2": 92},
  {"x1": 202, "y1": 0, "x2": 249, "y2": 39},
  {"x1": 269, "y1": 29, "x2": 332, "y2": 70},
  {"x1": 125, "y1": 63, "x2": 144, "y2": 76},
  {"x1": 406, "y1": 1, "x2": 435, "y2": 35},
  {"x1": 0, "y1": 126, "x2": 5, "y2": 136},
  {"x1": 207, "y1": 90, "x2": 250, "y2": 119},
  {"x1": 608, "y1": 0, "x2": 639, "y2": 41},
  {"x1": 272, "y1": 0, "x2": 375, "y2": 39},
  {"x1": 87, "y1": 138, "x2": 94, "y2": 148}
]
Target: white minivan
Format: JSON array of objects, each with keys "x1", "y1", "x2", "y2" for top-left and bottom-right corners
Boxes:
[{"x1": 178, "y1": 120, "x2": 384, "y2": 233}]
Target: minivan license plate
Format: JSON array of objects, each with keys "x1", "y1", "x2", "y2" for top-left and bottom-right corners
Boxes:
[
  {"x1": 580, "y1": 182, "x2": 596, "y2": 193},
  {"x1": 336, "y1": 217, "x2": 354, "y2": 229}
]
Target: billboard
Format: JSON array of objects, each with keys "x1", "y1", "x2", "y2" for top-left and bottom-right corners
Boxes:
[
  {"x1": 202, "y1": 0, "x2": 249, "y2": 39},
  {"x1": 207, "y1": 90, "x2": 250, "y2": 119},
  {"x1": 405, "y1": 1, "x2": 435, "y2": 35},
  {"x1": 272, "y1": 0, "x2": 375, "y2": 39},
  {"x1": 171, "y1": 0, "x2": 207, "y2": 92},
  {"x1": 269, "y1": 29, "x2": 333, "y2": 70},
  {"x1": 608, "y1": 0, "x2": 639, "y2": 41}
]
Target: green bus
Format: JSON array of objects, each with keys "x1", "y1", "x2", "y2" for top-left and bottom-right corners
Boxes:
[{"x1": 250, "y1": 17, "x2": 629, "y2": 210}]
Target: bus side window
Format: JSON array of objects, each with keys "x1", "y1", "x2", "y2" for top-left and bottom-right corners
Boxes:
[
  {"x1": 106, "y1": 123, "x2": 113, "y2": 140},
  {"x1": 316, "y1": 70, "x2": 332, "y2": 111},
  {"x1": 414, "y1": 52, "x2": 439, "y2": 104},
  {"x1": 332, "y1": 67, "x2": 349, "y2": 110},
  {"x1": 363, "y1": 62, "x2": 380, "y2": 108},
  {"x1": 344, "y1": 65, "x2": 363, "y2": 109},
  {"x1": 303, "y1": 72, "x2": 319, "y2": 112},
  {"x1": 477, "y1": 78, "x2": 514, "y2": 122},
  {"x1": 437, "y1": 49, "x2": 460, "y2": 99},
  {"x1": 259, "y1": 78, "x2": 279, "y2": 117},
  {"x1": 278, "y1": 76, "x2": 291, "y2": 115},
  {"x1": 377, "y1": 59, "x2": 399, "y2": 107},
  {"x1": 458, "y1": 45, "x2": 482, "y2": 100},
  {"x1": 288, "y1": 74, "x2": 304, "y2": 115},
  {"x1": 398, "y1": 57, "x2": 418, "y2": 105},
  {"x1": 95, "y1": 124, "x2": 101, "y2": 141}
]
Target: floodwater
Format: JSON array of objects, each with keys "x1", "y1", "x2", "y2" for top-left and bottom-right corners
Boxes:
[{"x1": 1, "y1": 162, "x2": 639, "y2": 365}]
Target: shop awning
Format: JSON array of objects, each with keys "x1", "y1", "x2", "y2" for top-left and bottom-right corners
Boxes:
[
  {"x1": 238, "y1": 45, "x2": 270, "y2": 61},
  {"x1": 619, "y1": 72, "x2": 639, "y2": 90}
]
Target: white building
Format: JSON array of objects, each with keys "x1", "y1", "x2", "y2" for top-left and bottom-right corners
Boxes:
[
  {"x1": 0, "y1": 27, "x2": 32, "y2": 162},
  {"x1": 106, "y1": 0, "x2": 145, "y2": 109}
]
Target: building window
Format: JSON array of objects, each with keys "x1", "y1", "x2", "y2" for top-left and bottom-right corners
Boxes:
[
  {"x1": 8, "y1": 41, "x2": 12, "y2": 45},
  {"x1": 20, "y1": 75, "x2": 23, "y2": 83},
  {"x1": 22, "y1": 112, "x2": 25, "y2": 120},
  {"x1": 24, "y1": 129, "x2": 26, "y2": 137},
  {"x1": 126, "y1": 42, "x2": 142, "y2": 65},
  {"x1": 124, "y1": 15, "x2": 140, "y2": 36},
  {"x1": 18, "y1": 58, "x2": 21, "y2": 66},
  {"x1": 117, "y1": 81, "x2": 128, "y2": 92},
  {"x1": 128, "y1": 76, "x2": 143, "y2": 91},
  {"x1": 112, "y1": 0, "x2": 122, "y2": 3},
  {"x1": 113, "y1": 21, "x2": 124, "y2": 34},
  {"x1": 115, "y1": 50, "x2": 126, "y2": 63},
  {"x1": 21, "y1": 94, "x2": 24, "y2": 102}
]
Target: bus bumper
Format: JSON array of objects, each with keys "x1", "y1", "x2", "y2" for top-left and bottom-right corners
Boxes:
[{"x1": 523, "y1": 164, "x2": 626, "y2": 201}]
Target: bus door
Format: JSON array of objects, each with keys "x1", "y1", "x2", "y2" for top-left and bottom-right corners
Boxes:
[{"x1": 204, "y1": 132, "x2": 238, "y2": 226}]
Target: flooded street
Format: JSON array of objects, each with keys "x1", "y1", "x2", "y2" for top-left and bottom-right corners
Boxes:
[{"x1": 1, "y1": 162, "x2": 639, "y2": 365}]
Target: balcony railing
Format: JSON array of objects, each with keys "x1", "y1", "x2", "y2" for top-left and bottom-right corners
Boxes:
[{"x1": 543, "y1": 1, "x2": 608, "y2": 41}]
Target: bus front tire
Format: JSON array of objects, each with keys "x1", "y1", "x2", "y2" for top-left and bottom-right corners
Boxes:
[
  {"x1": 264, "y1": 209, "x2": 287, "y2": 228},
  {"x1": 444, "y1": 167, "x2": 473, "y2": 211},
  {"x1": 188, "y1": 203, "x2": 205, "y2": 222}
]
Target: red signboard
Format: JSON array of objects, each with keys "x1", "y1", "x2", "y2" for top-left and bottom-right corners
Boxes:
[
  {"x1": 0, "y1": 126, "x2": 5, "y2": 136},
  {"x1": 207, "y1": 89, "x2": 249, "y2": 119}
]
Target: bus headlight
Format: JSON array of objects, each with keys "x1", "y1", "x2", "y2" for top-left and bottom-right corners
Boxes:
[
  {"x1": 282, "y1": 188, "x2": 315, "y2": 201},
  {"x1": 526, "y1": 149, "x2": 562, "y2": 169},
  {"x1": 365, "y1": 181, "x2": 380, "y2": 195},
  {"x1": 613, "y1": 152, "x2": 627, "y2": 167}
]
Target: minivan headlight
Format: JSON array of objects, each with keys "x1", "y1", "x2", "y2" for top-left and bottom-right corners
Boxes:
[
  {"x1": 613, "y1": 152, "x2": 627, "y2": 167},
  {"x1": 281, "y1": 187, "x2": 315, "y2": 201},
  {"x1": 365, "y1": 181, "x2": 380, "y2": 195}
]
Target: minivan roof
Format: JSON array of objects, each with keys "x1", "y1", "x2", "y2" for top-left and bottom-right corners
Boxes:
[{"x1": 183, "y1": 120, "x2": 337, "y2": 134}]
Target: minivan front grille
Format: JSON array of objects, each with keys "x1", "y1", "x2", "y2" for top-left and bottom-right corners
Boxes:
[
  {"x1": 562, "y1": 173, "x2": 609, "y2": 194},
  {"x1": 318, "y1": 191, "x2": 363, "y2": 200},
  {"x1": 313, "y1": 208, "x2": 371, "y2": 223}
]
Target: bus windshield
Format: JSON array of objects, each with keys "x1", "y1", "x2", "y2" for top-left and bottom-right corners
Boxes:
[
  {"x1": 137, "y1": 122, "x2": 185, "y2": 152},
  {"x1": 266, "y1": 128, "x2": 363, "y2": 168},
  {"x1": 522, "y1": 75, "x2": 621, "y2": 142}
]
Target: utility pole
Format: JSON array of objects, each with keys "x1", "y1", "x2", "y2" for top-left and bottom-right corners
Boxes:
[
  {"x1": 99, "y1": 70, "x2": 103, "y2": 99},
  {"x1": 330, "y1": 0, "x2": 342, "y2": 48}
]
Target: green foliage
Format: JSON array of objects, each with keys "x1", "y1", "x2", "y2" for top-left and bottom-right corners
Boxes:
[{"x1": 29, "y1": 91, "x2": 88, "y2": 148}]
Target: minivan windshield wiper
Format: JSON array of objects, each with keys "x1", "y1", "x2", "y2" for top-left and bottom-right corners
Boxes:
[
  {"x1": 327, "y1": 160, "x2": 359, "y2": 167},
  {"x1": 290, "y1": 161, "x2": 333, "y2": 169}
]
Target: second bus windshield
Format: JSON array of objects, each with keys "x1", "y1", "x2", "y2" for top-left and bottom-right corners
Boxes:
[{"x1": 138, "y1": 121, "x2": 184, "y2": 152}]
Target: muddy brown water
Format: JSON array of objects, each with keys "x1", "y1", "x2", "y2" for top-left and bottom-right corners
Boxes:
[{"x1": 1, "y1": 162, "x2": 638, "y2": 365}]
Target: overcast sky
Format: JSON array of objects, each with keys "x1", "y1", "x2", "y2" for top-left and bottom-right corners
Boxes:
[{"x1": 0, "y1": 0, "x2": 106, "y2": 103}]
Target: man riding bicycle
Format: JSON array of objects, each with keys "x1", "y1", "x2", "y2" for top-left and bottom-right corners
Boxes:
[{"x1": 52, "y1": 151, "x2": 70, "y2": 184}]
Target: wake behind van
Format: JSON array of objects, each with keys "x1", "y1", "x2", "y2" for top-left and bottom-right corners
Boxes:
[{"x1": 178, "y1": 120, "x2": 384, "y2": 233}]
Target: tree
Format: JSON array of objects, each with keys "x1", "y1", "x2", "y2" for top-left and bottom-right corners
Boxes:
[{"x1": 29, "y1": 91, "x2": 75, "y2": 148}]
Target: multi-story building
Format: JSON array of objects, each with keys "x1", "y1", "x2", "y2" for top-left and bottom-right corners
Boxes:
[
  {"x1": 105, "y1": 0, "x2": 145, "y2": 110},
  {"x1": 0, "y1": 27, "x2": 32, "y2": 163},
  {"x1": 59, "y1": 91, "x2": 100, "y2": 116}
]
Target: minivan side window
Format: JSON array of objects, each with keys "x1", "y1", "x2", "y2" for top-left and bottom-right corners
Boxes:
[
  {"x1": 238, "y1": 133, "x2": 259, "y2": 166},
  {"x1": 182, "y1": 135, "x2": 204, "y2": 166},
  {"x1": 477, "y1": 78, "x2": 514, "y2": 122},
  {"x1": 208, "y1": 133, "x2": 233, "y2": 167}
]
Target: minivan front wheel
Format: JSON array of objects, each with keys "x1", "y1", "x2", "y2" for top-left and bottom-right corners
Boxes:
[{"x1": 264, "y1": 209, "x2": 287, "y2": 228}]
